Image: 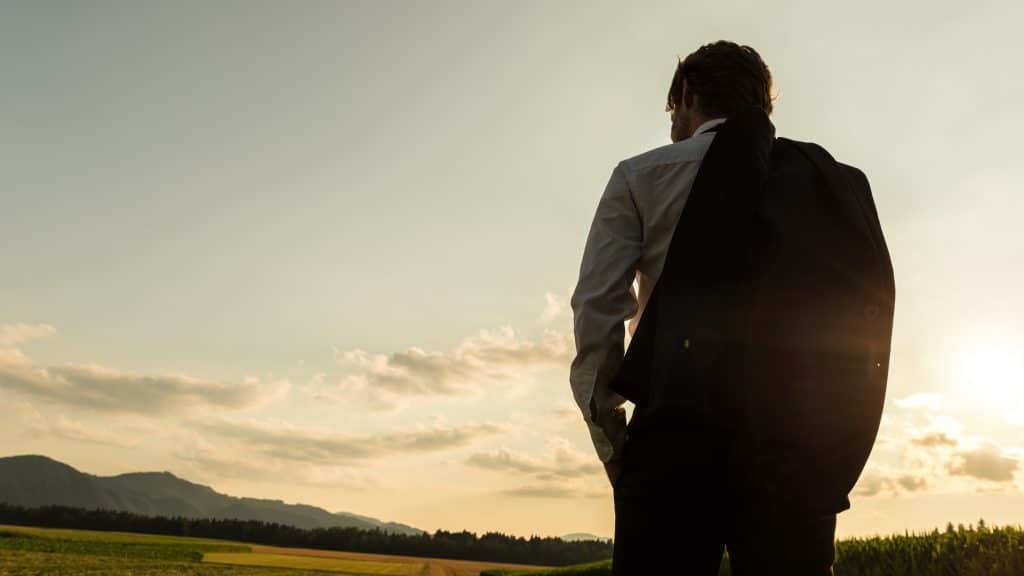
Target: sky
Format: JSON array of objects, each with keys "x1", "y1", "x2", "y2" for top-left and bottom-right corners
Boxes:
[{"x1": 1, "y1": 0, "x2": 1023, "y2": 542}]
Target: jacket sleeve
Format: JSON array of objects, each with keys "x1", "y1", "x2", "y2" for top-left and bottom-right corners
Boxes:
[{"x1": 570, "y1": 161, "x2": 643, "y2": 464}]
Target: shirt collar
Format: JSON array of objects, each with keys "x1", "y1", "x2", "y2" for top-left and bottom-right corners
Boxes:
[{"x1": 693, "y1": 117, "x2": 728, "y2": 137}]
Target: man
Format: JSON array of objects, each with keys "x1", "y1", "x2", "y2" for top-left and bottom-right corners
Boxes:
[
  {"x1": 570, "y1": 40, "x2": 773, "y2": 491},
  {"x1": 570, "y1": 41, "x2": 858, "y2": 574}
]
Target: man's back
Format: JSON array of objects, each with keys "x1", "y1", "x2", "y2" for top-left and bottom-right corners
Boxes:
[
  {"x1": 568, "y1": 117, "x2": 726, "y2": 465},
  {"x1": 622, "y1": 117, "x2": 727, "y2": 339}
]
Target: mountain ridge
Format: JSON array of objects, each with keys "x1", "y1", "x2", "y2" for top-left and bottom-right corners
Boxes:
[
  {"x1": 0, "y1": 454, "x2": 608, "y2": 541},
  {"x1": 0, "y1": 454, "x2": 424, "y2": 535}
]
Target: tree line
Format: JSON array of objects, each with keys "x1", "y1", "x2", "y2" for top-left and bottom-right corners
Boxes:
[{"x1": 0, "y1": 503, "x2": 612, "y2": 566}]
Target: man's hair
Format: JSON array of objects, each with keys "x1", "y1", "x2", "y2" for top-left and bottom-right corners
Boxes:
[{"x1": 667, "y1": 40, "x2": 776, "y2": 117}]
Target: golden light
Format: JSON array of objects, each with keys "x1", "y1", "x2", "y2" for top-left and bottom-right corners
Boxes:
[{"x1": 952, "y1": 338, "x2": 1023, "y2": 421}]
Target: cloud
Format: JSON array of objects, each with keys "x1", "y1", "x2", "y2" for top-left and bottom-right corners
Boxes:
[
  {"x1": 896, "y1": 412, "x2": 966, "y2": 445},
  {"x1": 947, "y1": 446, "x2": 1019, "y2": 483},
  {"x1": 467, "y1": 449, "x2": 549, "y2": 475},
  {"x1": 0, "y1": 325, "x2": 290, "y2": 414},
  {"x1": 465, "y1": 436, "x2": 602, "y2": 482},
  {"x1": 539, "y1": 286, "x2": 574, "y2": 324},
  {"x1": 551, "y1": 404, "x2": 579, "y2": 423},
  {"x1": 329, "y1": 325, "x2": 573, "y2": 405},
  {"x1": 197, "y1": 416, "x2": 506, "y2": 464},
  {"x1": 851, "y1": 473, "x2": 892, "y2": 497},
  {"x1": 0, "y1": 323, "x2": 56, "y2": 346},
  {"x1": 852, "y1": 413, "x2": 969, "y2": 498},
  {"x1": 15, "y1": 401, "x2": 140, "y2": 448},
  {"x1": 893, "y1": 393, "x2": 944, "y2": 411},
  {"x1": 912, "y1": 432, "x2": 959, "y2": 448},
  {"x1": 464, "y1": 436, "x2": 609, "y2": 499},
  {"x1": 501, "y1": 485, "x2": 576, "y2": 498},
  {"x1": 864, "y1": 409, "x2": 1023, "y2": 494},
  {"x1": 174, "y1": 438, "x2": 380, "y2": 489},
  {"x1": 500, "y1": 482, "x2": 606, "y2": 500},
  {"x1": 896, "y1": 474, "x2": 928, "y2": 492},
  {"x1": 852, "y1": 470, "x2": 929, "y2": 497},
  {"x1": 540, "y1": 291, "x2": 565, "y2": 322},
  {"x1": 177, "y1": 445, "x2": 285, "y2": 479}
]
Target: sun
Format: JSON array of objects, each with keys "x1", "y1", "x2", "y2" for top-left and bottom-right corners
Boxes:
[{"x1": 952, "y1": 338, "x2": 1023, "y2": 419}]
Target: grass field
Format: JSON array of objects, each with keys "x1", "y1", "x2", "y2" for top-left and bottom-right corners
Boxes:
[
  {"x1": 0, "y1": 524, "x2": 553, "y2": 575},
  {"x1": 4, "y1": 521, "x2": 1024, "y2": 575}
]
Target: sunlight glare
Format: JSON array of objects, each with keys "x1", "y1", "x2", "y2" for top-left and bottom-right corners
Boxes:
[{"x1": 952, "y1": 339, "x2": 1023, "y2": 422}]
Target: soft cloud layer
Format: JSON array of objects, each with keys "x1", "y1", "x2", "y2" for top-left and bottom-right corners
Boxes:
[
  {"x1": 0, "y1": 324, "x2": 290, "y2": 414},
  {"x1": 465, "y1": 435, "x2": 605, "y2": 499},
  {"x1": 328, "y1": 325, "x2": 573, "y2": 407},
  {"x1": 173, "y1": 432, "x2": 381, "y2": 489},
  {"x1": 948, "y1": 446, "x2": 1020, "y2": 483},
  {"x1": 197, "y1": 416, "x2": 507, "y2": 464},
  {"x1": 853, "y1": 470, "x2": 930, "y2": 498},
  {"x1": 466, "y1": 446, "x2": 601, "y2": 480},
  {"x1": 853, "y1": 393, "x2": 1023, "y2": 497},
  {"x1": 15, "y1": 401, "x2": 140, "y2": 448},
  {"x1": 912, "y1": 433, "x2": 959, "y2": 448},
  {"x1": 0, "y1": 323, "x2": 56, "y2": 346},
  {"x1": 501, "y1": 485, "x2": 577, "y2": 499}
]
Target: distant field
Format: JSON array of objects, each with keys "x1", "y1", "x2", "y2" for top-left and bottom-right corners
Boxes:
[{"x1": 0, "y1": 524, "x2": 553, "y2": 575}]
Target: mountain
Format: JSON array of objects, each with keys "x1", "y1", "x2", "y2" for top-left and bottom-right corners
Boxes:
[
  {"x1": 561, "y1": 532, "x2": 610, "y2": 542},
  {"x1": 0, "y1": 454, "x2": 424, "y2": 535}
]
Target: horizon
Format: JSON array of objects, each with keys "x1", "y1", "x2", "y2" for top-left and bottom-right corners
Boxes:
[
  {"x1": 2, "y1": 451, "x2": 1020, "y2": 541},
  {"x1": 1, "y1": 0, "x2": 1022, "y2": 543}
]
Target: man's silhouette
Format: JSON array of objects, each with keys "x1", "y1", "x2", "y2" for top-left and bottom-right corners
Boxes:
[{"x1": 570, "y1": 41, "x2": 893, "y2": 575}]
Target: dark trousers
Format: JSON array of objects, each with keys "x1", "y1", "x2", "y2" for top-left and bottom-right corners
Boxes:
[{"x1": 611, "y1": 405, "x2": 837, "y2": 575}]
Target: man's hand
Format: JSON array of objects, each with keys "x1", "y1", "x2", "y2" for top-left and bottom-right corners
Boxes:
[{"x1": 594, "y1": 403, "x2": 629, "y2": 489}]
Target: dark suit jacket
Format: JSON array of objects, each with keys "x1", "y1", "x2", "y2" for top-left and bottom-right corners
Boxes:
[{"x1": 610, "y1": 105, "x2": 895, "y2": 516}]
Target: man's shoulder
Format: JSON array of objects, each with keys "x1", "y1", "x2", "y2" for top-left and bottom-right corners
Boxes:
[
  {"x1": 618, "y1": 136, "x2": 711, "y2": 177},
  {"x1": 777, "y1": 137, "x2": 869, "y2": 186}
]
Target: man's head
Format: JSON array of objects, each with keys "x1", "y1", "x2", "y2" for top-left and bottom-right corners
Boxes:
[{"x1": 666, "y1": 41, "x2": 776, "y2": 143}]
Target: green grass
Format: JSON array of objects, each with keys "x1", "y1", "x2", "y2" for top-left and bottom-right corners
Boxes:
[
  {"x1": 0, "y1": 524, "x2": 438, "y2": 575},
  {"x1": 0, "y1": 524, "x2": 250, "y2": 562},
  {"x1": 0, "y1": 524, "x2": 322, "y2": 574},
  {"x1": 0, "y1": 548, "x2": 323, "y2": 575},
  {"x1": 0, "y1": 524, "x2": 251, "y2": 547},
  {"x1": 480, "y1": 559, "x2": 612, "y2": 576}
]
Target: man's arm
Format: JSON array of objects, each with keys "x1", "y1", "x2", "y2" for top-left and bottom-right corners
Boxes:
[{"x1": 570, "y1": 161, "x2": 643, "y2": 465}]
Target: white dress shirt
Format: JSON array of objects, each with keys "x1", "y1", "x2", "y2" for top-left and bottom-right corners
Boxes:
[{"x1": 570, "y1": 117, "x2": 728, "y2": 464}]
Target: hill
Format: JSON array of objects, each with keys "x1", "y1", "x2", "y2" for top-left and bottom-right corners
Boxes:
[{"x1": 0, "y1": 454, "x2": 423, "y2": 535}]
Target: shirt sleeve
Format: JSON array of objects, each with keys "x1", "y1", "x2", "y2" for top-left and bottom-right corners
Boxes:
[{"x1": 570, "y1": 161, "x2": 643, "y2": 464}]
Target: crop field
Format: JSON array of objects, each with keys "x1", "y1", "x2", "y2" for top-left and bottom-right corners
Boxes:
[
  {"x1": 480, "y1": 521, "x2": 1024, "y2": 576},
  {"x1": 0, "y1": 525, "x2": 552, "y2": 575}
]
